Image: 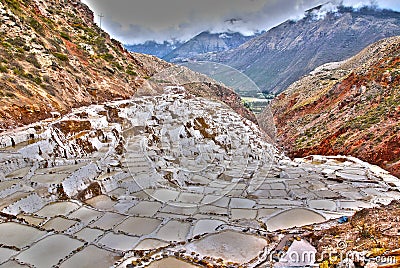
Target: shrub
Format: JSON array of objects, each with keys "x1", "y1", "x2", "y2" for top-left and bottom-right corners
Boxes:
[
  {"x1": 29, "y1": 17, "x2": 44, "y2": 35},
  {"x1": 126, "y1": 69, "x2": 137, "y2": 76},
  {"x1": 112, "y1": 62, "x2": 123, "y2": 71},
  {"x1": 1, "y1": 42, "x2": 12, "y2": 49},
  {"x1": 26, "y1": 54, "x2": 42, "y2": 69},
  {"x1": 60, "y1": 31, "x2": 71, "y2": 41},
  {"x1": 15, "y1": 83, "x2": 32, "y2": 96},
  {"x1": 53, "y1": 52, "x2": 69, "y2": 62},
  {"x1": 33, "y1": 76, "x2": 42, "y2": 85},
  {"x1": 100, "y1": 53, "x2": 114, "y2": 61},
  {"x1": 0, "y1": 64, "x2": 7, "y2": 73},
  {"x1": 13, "y1": 67, "x2": 23, "y2": 76},
  {"x1": 7, "y1": 37, "x2": 25, "y2": 48},
  {"x1": 4, "y1": 0, "x2": 21, "y2": 12},
  {"x1": 43, "y1": 75, "x2": 51, "y2": 83}
]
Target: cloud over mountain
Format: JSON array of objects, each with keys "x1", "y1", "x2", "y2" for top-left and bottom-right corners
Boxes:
[{"x1": 82, "y1": 0, "x2": 400, "y2": 44}]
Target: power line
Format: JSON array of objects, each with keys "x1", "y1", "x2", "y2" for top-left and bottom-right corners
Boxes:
[{"x1": 98, "y1": 13, "x2": 104, "y2": 28}]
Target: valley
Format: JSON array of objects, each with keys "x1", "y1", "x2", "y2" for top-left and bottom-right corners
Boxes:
[{"x1": 0, "y1": 87, "x2": 399, "y2": 267}]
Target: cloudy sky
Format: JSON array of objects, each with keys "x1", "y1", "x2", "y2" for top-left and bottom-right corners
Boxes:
[{"x1": 81, "y1": 0, "x2": 400, "y2": 44}]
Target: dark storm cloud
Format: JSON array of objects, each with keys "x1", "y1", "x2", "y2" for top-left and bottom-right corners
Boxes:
[{"x1": 81, "y1": 0, "x2": 400, "y2": 44}]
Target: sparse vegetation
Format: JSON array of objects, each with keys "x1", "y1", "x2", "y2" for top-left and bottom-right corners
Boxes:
[
  {"x1": 6, "y1": 37, "x2": 25, "y2": 48},
  {"x1": 29, "y1": 17, "x2": 45, "y2": 35},
  {"x1": 4, "y1": 0, "x2": 21, "y2": 13},
  {"x1": 100, "y1": 53, "x2": 114, "y2": 61},
  {"x1": 52, "y1": 52, "x2": 69, "y2": 62},
  {"x1": 26, "y1": 54, "x2": 41, "y2": 69},
  {"x1": 59, "y1": 31, "x2": 71, "y2": 41},
  {"x1": 0, "y1": 64, "x2": 7, "y2": 73},
  {"x1": 125, "y1": 68, "x2": 137, "y2": 76}
]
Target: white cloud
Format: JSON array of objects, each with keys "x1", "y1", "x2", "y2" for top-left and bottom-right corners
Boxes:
[{"x1": 82, "y1": 0, "x2": 400, "y2": 44}]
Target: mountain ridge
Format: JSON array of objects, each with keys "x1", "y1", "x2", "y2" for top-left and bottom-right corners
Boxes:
[
  {"x1": 124, "y1": 40, "x2": 183, "y2": 58},
  {"x1": 162, "y1": 31, "x2": 256, "y2": 62},
  {"x1": 192, "y1": 5, "x2": 400, "y2": 94},
  {"x1": 267, "y1": 35, "x2": 400, "y2": 177}
]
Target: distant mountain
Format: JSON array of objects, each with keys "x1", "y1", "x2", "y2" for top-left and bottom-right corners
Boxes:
[
  {"x1": 163, "y1": 31, "x2": 257, "y2": 62},
  {"x1": 266, "y1": 36, "x2": 400, "y2": 177},
  {"x1": 195, "y1": 5, "x2": 400, "y2": 94},
  {"x1": 124, "y1": 40, "x2": 183, "y2": 58}
]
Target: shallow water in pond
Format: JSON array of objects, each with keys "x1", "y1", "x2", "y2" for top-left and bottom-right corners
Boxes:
[
  {"x1": 35, "y1": 202, "x2": 79, "y2": 218},
  {"x1": 155, "y1": 220, "x2": 191, "y2": 242},
  {"x1": 42, "y1": 216, "x2": 78, "y2": 232},
  {"x1": 60, "y1": 245, "x2": 118, "y2": 268},
  {"x1": 98, "y1": 232, "x2": 139, "y2": 251},
  {"x1": 134, "y1": 239, "x2": 169, "y2": 250},
  {"x1": 85, "y1": 195, "x2": 116, "y2": 210},
  {"x1": 264, "y1": 208, "x2": 326, "y2": 231},
  {"x1": 115, "y1": 217, "x2": 162, "y2": 236},
  {"x1": 16, "y1": 234, "x2": 84, "y2": 267},
  {"x1": 128, "y1": 201, "x2": 163, "y2": 217},
  {"x1": 0, "y1": 222, "x2": 47, "y2": 249},
  {"x1": 186, "y1": 230, "x2": 268, "y2": 264},
  {"x1": 30, "y1": 173, "x2": 70, "y2": 184}
]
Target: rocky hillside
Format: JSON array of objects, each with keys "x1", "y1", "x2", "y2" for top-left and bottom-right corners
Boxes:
[
  {"x1": 0, "y1": 0, "x2": 151, "y2": 130},
  {"x1": 195, "y1": 5, "x2": 400, "y2": 94},
  {"x1": 163, "y1": 31, "x2": 255, "y2": 63},
  {"x1": 0, "y1": 0, "x2": 253, "y2": 131},
  {"x1": 269, "y1": 36, "x2": 400, "y2": 178}
]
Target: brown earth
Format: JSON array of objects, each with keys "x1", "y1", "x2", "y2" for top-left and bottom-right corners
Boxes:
[
  {"x1": 267, "y1": 36, "x2": 400, "y2": 177},
  {"x1": 304, "y1": 201, "x2": 400, "y2": 267}
]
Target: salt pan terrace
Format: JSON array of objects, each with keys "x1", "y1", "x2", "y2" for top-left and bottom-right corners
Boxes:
[{"x1": 0, "y1": 87, "x2": 399, "y2": 267}]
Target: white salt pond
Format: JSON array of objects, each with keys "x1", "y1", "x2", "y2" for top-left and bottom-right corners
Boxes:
[
  {"x1": 68, "y1": 206, "x2": 103, "y2": 224},
  {"x1": 74, "y1": 227, "x2": 104, "y2": 243},
  {"x1": 156, "y1": 220, "x2": 191, "y2": 241},
  {"x1": 0, "y1": 222, "x2": 47, "y2": 249},
  {"x1": 264, "y1": 208, "x2": 326, "y2": 231},
  {"x1": 98, "y1": 232, "x2": 139, "y2": 251},
  {"x1": 115, "y1": 217, "x2": 162, "y2": 236},
  {"x1": 0, "y1": 248, "x2": 17, "y2": 263},
  {"x1": 16, "y1": 234, "x2": 84, "y2": 267},
  {"x1": 186, "y1": 230, "x2": 268, "y2": 264},
  {"x1": 90, "y1": 212, "x2": 126, "y2": 230},
  {"x1": 1, "y1": 89, "x2": 400, "y2": 267},
  {"x1": 35, "y1": 202, "x2": 79, "y2": 218},
  {"x1": 134, "y1": 239, "x2": 169, "y2": 250},
  {"x1": 191, "y1": 219, "x2": 225, "y2": 236},
  {"x1": 60, "y1": 245, "x2": 118, "y2": 268}
]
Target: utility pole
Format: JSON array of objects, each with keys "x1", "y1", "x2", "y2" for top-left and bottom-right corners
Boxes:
[{"x1": 98, "y1": 13, "x2": 104, "y2": 28}]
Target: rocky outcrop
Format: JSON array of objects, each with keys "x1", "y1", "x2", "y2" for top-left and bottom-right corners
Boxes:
[{"x1": 269, "y1": 36, "x2": 400, "y2": 178}]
